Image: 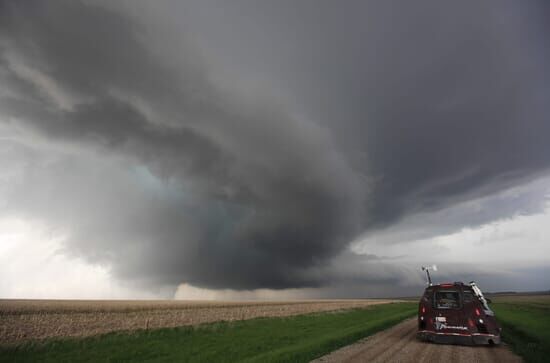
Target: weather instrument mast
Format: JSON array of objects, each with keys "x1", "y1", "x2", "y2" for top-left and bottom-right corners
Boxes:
[{"x1": 421, "y1": 265, "x2": 437, "y2": 286}]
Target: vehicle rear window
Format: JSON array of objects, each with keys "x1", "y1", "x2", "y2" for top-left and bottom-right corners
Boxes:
[
  {"x1": 463, "y1": 291, "x2": 474, "y2": 303},
  {"x1": 422, "y1": 289, "x2": 432, "y2": 302},
  {"x1": 434, "y1": 291, "x2": 460, "y2": 309}
]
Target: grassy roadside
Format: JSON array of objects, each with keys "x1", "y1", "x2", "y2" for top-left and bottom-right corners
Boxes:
[
  {"x1": 492, "y1": 296, "x2": 550, "y2": 363},
  {"x1": 0, "y1": 302, "x2": 416, "y2": 363}
]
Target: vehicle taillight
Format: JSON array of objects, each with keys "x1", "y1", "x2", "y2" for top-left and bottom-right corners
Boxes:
[
  {"x1": 421, "y1": 306, "x2": 426, "y2": 314},
  {"x1": 475, "y1": 308, "x2": 481, "y2": 316}
]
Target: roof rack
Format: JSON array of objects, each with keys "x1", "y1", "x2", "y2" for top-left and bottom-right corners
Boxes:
[{"x1": 469, "y1": 281, "x2": 494, "y2": 316}]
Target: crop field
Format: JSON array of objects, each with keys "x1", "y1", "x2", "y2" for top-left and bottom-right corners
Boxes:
[
  {"x1": 0, "y1": 301, "x2": 415, "y2": 362},
  {"x1": 2, "y1": 296, "x2": 547, "y2": 362},
  {"x1": 491, "y1": 294, "x2": 550, "y2": 363},
  {"x1": 0, "y1": 298, "x2": 395, "y2": 346}
]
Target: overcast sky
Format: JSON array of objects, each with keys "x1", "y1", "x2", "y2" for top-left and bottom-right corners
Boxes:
[{"x1": 1, "y1": 0, "x2": 549, "y2": 299}]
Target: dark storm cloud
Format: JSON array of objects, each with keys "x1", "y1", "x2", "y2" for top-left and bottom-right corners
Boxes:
[
  {"x1": 0, "y1": 0, "x2": 364, "y2": 290},
  {"x1": 1, "y1": 0, "x2": 549, "y2": 292},
  {"x1": 242, "y1": 0, "x2": 550, "y2": 229}
]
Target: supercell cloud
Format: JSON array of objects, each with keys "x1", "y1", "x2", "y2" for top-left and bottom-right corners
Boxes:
[{"x1": 0, "y1": 0, "x2": 549, "y2": 297}]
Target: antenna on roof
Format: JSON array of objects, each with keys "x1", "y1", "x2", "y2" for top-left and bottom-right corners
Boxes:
[{"x1": 421, "y1": 265, "x2": 437, "y2": 286}]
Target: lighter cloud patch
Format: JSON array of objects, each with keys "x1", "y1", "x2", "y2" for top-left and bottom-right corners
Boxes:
[
  {"x1": 0, "y1": 217, "x2": 157, "y2": 299},
  {"x1": 432, "y1": 205, "x2": 550, "y2": 266},
  {"x1": 6, "y1": 53, "x2": 80, "y2": 111},
  {"x1": 352, "y1": 175, "x2": 550, "y2": 250},
  {"x1": 354, "y1": 200, "x2": 550, "y2": 268}
]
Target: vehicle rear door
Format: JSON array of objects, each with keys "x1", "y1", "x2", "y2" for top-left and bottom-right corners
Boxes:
[{"x1": 433, "y1": 288, "x2": 468, "y2": 332}]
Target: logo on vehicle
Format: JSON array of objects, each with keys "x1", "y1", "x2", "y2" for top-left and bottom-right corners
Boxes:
[{"x1": 435, "y1": 321, "x2": 468, "y2": 331}]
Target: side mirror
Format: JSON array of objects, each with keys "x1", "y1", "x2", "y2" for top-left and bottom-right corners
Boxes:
[{"x1": 486, "y1": 298, "x2": 492, "y2": 304}]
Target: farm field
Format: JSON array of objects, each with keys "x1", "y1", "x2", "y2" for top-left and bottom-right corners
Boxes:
[
  {"x1": 0, "y1": 298, "x2": 395, "y2": 345},
  {"x1": 2, "y1": 295, "x2": 547, "y2": 362},
  {"x1": 491, "y1": 295, "x2": 550, "y2": 363},
  {"x1": 0, "y1": 301, "x2": 416, "y2": 363}
]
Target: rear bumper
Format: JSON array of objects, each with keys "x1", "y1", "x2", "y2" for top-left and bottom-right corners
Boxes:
[{"x1": 417, "y1": 330, "x2": 500, "y2": 345}]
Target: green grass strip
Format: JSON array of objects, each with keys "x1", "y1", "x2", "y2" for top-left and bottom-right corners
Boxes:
[
  {"x1": 492, "y1": 302, "x2": 550, "y2": 363},
  {"x1": 0, "y1": 302, "x2": 416, "y2": 363}
]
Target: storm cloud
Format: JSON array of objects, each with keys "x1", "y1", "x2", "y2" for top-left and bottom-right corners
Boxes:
[{"x1": 1, "y1": 0, "x2": 549, "y2": 295}]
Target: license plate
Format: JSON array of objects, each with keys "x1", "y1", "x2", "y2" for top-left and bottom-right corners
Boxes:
[{"x1": 436, "y1": 317, "x2": 447, "y2": 322}]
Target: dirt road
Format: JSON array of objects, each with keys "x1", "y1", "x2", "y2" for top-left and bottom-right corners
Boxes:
[{"x1": 312, "y1": 318, "x2": 522, "y2": 363}]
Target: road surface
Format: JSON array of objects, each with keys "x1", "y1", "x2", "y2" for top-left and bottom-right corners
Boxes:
[{"x1": 312, "y1": 318, "x2": 522, "y2": 363}]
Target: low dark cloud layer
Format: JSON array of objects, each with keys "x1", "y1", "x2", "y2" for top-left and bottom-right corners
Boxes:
[{"x1": 1, "y1": 0, "x2": 549, "y2": 293}]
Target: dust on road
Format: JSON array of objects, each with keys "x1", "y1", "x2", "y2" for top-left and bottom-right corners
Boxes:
[{"x1": 312, "y1": 318, "x2": 522, "y2": 363}]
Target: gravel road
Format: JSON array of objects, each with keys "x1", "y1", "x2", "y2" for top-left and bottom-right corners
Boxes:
[{"x1": 312, "y1": 318, "x2": 523, "y2": 363}]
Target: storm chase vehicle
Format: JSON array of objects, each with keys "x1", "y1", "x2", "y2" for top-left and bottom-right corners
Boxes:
[{"x1": 416, "y1": 266, "x2": 501, "y2": 345}]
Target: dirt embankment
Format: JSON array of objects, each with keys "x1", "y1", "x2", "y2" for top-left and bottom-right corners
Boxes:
[
  {"x1": 312, "y1": 318, "x2": 522, "y2": 363},
  {"x1": 0, "y1": 299, "x2": 394, "y2": 345}
]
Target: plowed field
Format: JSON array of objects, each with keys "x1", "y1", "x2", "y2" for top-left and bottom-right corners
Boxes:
[{"x1": 0, "y1": 299, "x2": 393, "y2": 345}]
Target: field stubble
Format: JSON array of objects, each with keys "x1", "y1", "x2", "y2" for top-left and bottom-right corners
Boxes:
[{"x1": 0, "y1": 299, "x2": 394, "y2": 345}]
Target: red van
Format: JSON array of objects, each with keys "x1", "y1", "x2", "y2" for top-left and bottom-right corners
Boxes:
[{"x1": 416, "y1": 281, "x2": 501, "y2": 345}]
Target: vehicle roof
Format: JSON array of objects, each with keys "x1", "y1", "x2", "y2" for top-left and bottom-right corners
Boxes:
[{"x1": 424, "y1": 282, "x2": 474, "y2": 290}]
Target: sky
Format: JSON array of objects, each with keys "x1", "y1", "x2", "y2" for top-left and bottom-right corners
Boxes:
[{"x1": 0, "y1": 0, "x2": 549, "y2": 299}]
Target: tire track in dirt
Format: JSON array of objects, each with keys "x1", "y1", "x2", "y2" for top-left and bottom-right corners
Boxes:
[
  {"x1": 344, "y1": 321, "x2": 416, "y2": 363},
  {"x1": 312, "y1": 318, "x2": 523, "y2": 363}
]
